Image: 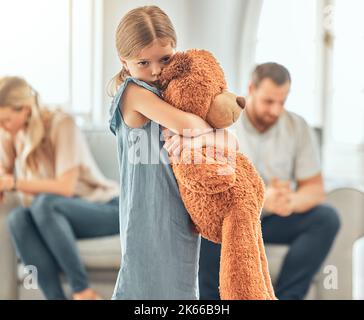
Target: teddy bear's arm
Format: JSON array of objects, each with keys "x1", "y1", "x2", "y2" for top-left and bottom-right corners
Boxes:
[{"x1": 172, "y1": 149, "x2": 237, "y2": 194}]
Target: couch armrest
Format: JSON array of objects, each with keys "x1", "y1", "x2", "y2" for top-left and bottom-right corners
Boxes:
[
  {"x1": 0, "y1": 192, "x2": 22, "y2": 299},
  {"x1": 353, "y1": 236, "x2": 364, "y2": 299},
  {"x1": 315, "y1": 188, "x2": 364, "y2": 299}
]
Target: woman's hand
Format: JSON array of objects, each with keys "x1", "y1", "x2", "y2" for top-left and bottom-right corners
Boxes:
[{"x1": 0, "y1": 174, "x2": 15, "y2": 192}]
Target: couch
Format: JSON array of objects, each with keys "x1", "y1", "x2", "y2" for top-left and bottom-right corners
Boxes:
[{"x1": 1, "y1": 129, "x2": 363, "y2": 299}]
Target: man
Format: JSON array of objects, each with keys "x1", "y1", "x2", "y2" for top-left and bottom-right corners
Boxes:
[{"x1": 199, "y1": 62, "x2": 341, "y2": 300}]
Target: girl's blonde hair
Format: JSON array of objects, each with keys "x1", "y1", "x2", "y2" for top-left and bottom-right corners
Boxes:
[
  {"x1": 0, "y1": 76, "x2": 52, "y2": 175},
  {"x1": 110, "y1": 5, "x2": 177, "y2": 95}
]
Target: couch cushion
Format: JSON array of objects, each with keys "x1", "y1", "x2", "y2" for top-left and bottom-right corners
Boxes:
[
  {"x1": 83, "y1": 129, "x2": 119, "y2": 182},
  {"x1": 77, "y1": 235, "x2": 121, "y2": 270},
  {"x1": 265, "y1": 244, "x2": 289, "y2": 284}
]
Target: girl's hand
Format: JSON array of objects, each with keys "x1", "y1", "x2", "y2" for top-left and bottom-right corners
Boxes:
[
  {"x1": 163, "y1": 134, "x2": 203, "y2": 161},
  {"x1": 210, "y1": 129, "x2": 239, "y2": 151},
  {"x1": 163, "y1": 129, "x2": 239, "y2": 161},
  {"x1": 0, "y1": 174, "x2": 15, "y2": 192},
  {"x1": 163, "y1": 127, "x2": 205, "y2": 165}
]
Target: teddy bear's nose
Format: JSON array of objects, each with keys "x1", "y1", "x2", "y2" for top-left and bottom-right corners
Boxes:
[{"x1": 236, "y1": 96, "x2": 246, "y2": 109}]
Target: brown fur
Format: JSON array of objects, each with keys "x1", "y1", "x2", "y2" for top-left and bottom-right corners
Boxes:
[{"x1": 159, "y1": 49, "x2": 277, "y2": 300}]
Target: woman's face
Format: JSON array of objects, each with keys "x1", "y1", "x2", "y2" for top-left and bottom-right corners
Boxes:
[{"x1": 0, "y1": 105, "x2": 30, "y2": 135}]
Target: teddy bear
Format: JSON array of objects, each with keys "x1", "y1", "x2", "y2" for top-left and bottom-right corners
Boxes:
[{"x1": 158, "y1": 49, "x2": 277, "y2": 300}]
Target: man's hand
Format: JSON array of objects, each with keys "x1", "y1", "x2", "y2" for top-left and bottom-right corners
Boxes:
[{"x1": 264, "y1": 178, "x2": 294, "y2": 217}]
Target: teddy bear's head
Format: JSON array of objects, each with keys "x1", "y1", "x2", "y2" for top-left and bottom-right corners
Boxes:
[{"x1": 158, "y1": 49, "x2": 245, "y2": 129}]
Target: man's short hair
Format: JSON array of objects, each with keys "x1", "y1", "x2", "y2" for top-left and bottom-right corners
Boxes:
[{"x1": 251, "y1": 62, "x2": 291, "y2": 87}]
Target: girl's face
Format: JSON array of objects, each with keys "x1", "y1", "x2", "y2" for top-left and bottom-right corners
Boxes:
[
  {"x1": 122, "y1": 39, "x2": 175, "y2": 86},
  {"x1": 0, "y1": 105, "x2": 31, "y2": 135}
]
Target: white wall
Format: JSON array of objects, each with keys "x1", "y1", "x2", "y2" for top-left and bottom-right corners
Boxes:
[
  {"x1": 101, "y1": 0, "x2": 250, "y2": 110},
  {"x1": 181, "y1": 0, "x2": 248, "y2": 92}
]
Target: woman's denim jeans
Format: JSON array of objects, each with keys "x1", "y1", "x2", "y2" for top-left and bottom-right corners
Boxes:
[{"x1": 7, "y1": 193, "x2": 119, "y2": 299}]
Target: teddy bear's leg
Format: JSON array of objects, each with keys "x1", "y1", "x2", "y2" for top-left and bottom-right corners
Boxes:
[
  {"x1": 257, "y1": 222, "x2": 277, "y2": 299},
  {"x1": 219, "y1": 213, "x2": 273, "y2": 300}
]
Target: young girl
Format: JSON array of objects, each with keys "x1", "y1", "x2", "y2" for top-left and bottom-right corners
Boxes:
[
  {"x1": 110, "y1": 6, "x2": 238, "y2": 299},
  {"x1": 0, "y1": 77, "x2": 120, "y2": 300}
]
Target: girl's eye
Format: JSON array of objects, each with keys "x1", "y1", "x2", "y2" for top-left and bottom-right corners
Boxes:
[
  {"x1": 161, "y1": 57, "x2": 171, "y2": 64},
  {"x1": 12, "y1": 105, "x2": 24, "y2": 112},
  {"x1": 138, "y1": 61, "x2": 149, "y2": 67}
]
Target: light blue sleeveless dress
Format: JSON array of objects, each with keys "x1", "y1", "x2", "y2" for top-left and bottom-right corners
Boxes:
[{"x1": 109, "y1": 77, "x2": 201, "y2": 300}]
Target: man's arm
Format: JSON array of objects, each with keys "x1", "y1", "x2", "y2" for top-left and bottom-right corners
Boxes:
[
  {"x1": 263, "y1": 174, "x2": 325, "y2": 217},
  {"x1": 290, "y1": 173, "x2": 325, "y2": 213}
]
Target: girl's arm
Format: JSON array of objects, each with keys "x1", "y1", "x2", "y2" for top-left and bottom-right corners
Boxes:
[
  {"x1": 164, "y1": 129, "x2": 239, "y2": 158},
  {"x1": 203, "y1": 129, "x2": 239, "y2": 151},
  {"x1": 1, "y1": 167, "x2": 80, "y2": 197},
  {"x1": 124, "y1": 83, "x2": 212, "y2": 137}
]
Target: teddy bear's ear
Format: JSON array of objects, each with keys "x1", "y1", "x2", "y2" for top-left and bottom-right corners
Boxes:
[{"x1": 159, "y1": 52, "x2": 192, "y2": 90}]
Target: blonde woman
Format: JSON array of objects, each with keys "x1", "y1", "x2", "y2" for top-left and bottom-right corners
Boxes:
[{"x1": 0, "y1": 77, "x2": 120, "y2": 300}]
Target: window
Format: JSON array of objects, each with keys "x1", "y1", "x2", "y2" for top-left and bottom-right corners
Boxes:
[
  {"x1": 0, "y1": 0, "x2": 103, "y2": 125},
  {"x1": 329, "y1": 0, "x2": 364, "y2": 145},
  {"x1": 255, "y1": 0, "x2": 321, "y2": 127},
  {"x1": 0, "y1": 0, "x2": 70, "y2": 104}
]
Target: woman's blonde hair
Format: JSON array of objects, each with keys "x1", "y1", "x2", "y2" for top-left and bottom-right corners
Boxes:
[
  {"x1": 0, "y1": 76, "x2": 51, "y2": 175},
  {"x1": 109, "y1": 5, "x2": 177, "y2": 95}
]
